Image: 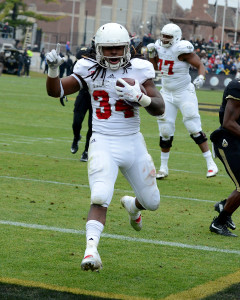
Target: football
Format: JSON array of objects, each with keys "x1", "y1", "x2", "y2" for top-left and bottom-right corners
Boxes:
[{"x1": 116, "y1": 78, "x2": 147, "y2": 107}]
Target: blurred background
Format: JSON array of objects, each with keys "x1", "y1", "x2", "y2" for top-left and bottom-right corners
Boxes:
[{"x1": 0, "y1": 0, "x2": 240, "y2": 89}]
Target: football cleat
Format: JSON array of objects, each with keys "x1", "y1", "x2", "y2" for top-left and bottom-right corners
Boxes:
[
  {"x1": 71, "y1": 135, "x2": 81, "y2": 154},
  {"x1": 129, "y1": 214, "x2": 142, "y2": 231},
  {"x1": 80, "y1": 151, "x2": 88, "y2": 162},
  {"x1": 121, "y1": 196, "x2": 142, "y2": 231},
  {"x1": 156, "y1": 167, "x2": 168, "y2": 180},
  {"x1": 81, "y1": 246, "x2": 102, "y2": 272},
  {"x1": 214, "y1": 199, "x2": 236, "y2": 230},
  {"x1": 209, "y1": 217, "x2": 237, "y2": 237},
  {"x1": 206, "y1": 162, "x2": 218, "y2": 178}
]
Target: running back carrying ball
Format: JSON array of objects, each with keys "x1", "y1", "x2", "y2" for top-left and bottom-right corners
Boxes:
[{"x1": 116, "y1": 77, "x2": 148, "y2": 107}]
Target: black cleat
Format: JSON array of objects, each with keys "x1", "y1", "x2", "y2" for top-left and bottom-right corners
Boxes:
[
  {"x1": 71, "y1": 136, "x2": 81, "y2": 154},
  {"x1": 214, "y1": 199, "x2": 236, "y2": 230},
  {"x1": 210, "y1": 218, "x2": 237, "y2": 237},
  {"x1": 80, "y1": 151, "x2": 88, "y2": 162}
]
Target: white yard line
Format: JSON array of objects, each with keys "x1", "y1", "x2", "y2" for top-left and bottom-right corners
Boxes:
[{"x1": 0, "y1": 220, "x2": 239, "y2": 255}]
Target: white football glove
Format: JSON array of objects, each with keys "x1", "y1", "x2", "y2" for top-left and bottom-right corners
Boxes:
[
  {"x1": 146, "y1": 43, "x2": 156, "y2": 58},
  {"x1": 46, "y1": 43, "x2": 66, "y2": 77},
  {"x1": 193, "y1": 74, "x2": 205, "y2": 89},
  {"x1": 115, "y1": 79, "x2": 151, "y2": 107},
  {"x1": 115, "y1": 79, "x2": 143, "y2": 103}
]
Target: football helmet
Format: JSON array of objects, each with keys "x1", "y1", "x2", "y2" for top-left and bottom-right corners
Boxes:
[
  {"x1": 160, "y1": 23, "x2": 182, "y2": 48},
  {"x1": 95, "y1": 23, "x2": 131, "y2": 70}
]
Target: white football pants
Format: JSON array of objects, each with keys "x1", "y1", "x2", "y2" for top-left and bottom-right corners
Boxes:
[
  {"x1": 88, "y1": 132, "x2": 160, "y2": 210},
  {"x1": 157, "y1": 83, "x2": 202, "y2": 139}
]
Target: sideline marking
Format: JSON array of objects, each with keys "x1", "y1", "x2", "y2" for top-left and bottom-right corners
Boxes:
[
  {"x1": 163, "y1": 269, "x2": 240, "y2": 300},
  {"x1": 0, "y1": 277, "x2": 149, "y2": 300},
  {"x1": 198, "y1": 103, "x2": 220, "y2": 113},
  {"x1": 1, "y1": 220, "x2": 240, "y2": 255},
  {"x1": 0, "y1": 175, "x2": 216, "y2": 203}
]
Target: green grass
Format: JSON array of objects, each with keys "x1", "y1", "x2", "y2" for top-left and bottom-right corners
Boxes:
[{"x1": 0, "y1": 72, "x2": 239, "y2": 299}]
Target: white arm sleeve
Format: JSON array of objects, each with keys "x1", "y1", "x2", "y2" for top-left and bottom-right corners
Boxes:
[
  {"x1": 71, "y1": 73, "x2": 83, "y2": 89},
  {"x1": 60, "y1": 80, "x2": 64, "y2": 98}
]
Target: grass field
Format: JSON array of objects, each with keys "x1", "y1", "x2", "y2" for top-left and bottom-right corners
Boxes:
[{"x1": 0, "y1": 72, "x2": 239, "y2": 300}]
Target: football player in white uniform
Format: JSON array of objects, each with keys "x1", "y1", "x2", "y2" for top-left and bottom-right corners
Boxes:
[
  {"x1": 46, "y1": 23, "x2": 165, "y2": 272},
  {"x1": 147, "y1": 23, "x2": 218, "y2": 179}
]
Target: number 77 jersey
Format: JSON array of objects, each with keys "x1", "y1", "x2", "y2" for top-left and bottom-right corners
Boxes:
[
  {"x1": 154, "y1": 39, "x2": 194, "y2": 91},
  {"x1": 73, "y1": 57, "x2": 155, "y2": 135}
]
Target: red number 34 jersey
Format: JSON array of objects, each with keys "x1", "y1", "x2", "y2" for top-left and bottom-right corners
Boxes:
[{"x1": 73, "y1": 58, "x2": 155, "y2": 135}]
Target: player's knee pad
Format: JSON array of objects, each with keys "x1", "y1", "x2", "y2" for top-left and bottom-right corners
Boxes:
[
  {"x1": 134, "y1": 154, "x2": 160, "y2": 211},
  {"x1": 160, "y1": 136, "x2": 174, "y2": 148},
  {"x1": 190, "y1": 131, "x2": 208, "y2": 145},
  {"x1": 91, "y1": 182, "x2": 112, "y2": 207},
  {"x1": 141, "y1": 188, "x2": 160, "y2": 211},
  {"x1": 184, "y1": 119, "x2": 202, "y2": 135},
  {"x1": 182, "y1": 103, "x2": 202, "y2": 134},
  {"x1": 159, "y1": 123, "x2": 175, "y2": 140},
  {"x1": 181, "y1": 102, "x2": 199, "y2": 120}
]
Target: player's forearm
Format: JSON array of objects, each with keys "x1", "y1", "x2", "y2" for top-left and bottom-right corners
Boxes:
[
  {"x1": 223, "y1": 121, "x2": 240, "y2": 138},
  {"x1": 46, "y1": 77, "x2": 61, "y2": 97},
  {"x1": 144, "y1": 96, "x2": 165, "y2": 116},
  {"x1": 198, "y1": 63, "x2": 206, "y2": 76}
]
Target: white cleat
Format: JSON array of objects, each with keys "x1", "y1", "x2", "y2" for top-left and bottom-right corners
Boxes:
[
  {"x1": 206, "y1": 163, "x2": 218, "y2": 178},
  {"x1": 81, "y1": 246, "x2": 102, "y2": 272},
  {"x1": 121, "y1": 196, "x2": 142, "y2": 231},
  {"x1": 156, "y1": 167, "x2": 168, "y2": 180}
]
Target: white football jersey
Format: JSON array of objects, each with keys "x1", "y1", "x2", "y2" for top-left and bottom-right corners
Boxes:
[
  {"x1": 73, "y1": 58, "x2": 155, "y2": 135},
  {"x1": 154, "y1": 40, "x2": 194, "y2": 91}
]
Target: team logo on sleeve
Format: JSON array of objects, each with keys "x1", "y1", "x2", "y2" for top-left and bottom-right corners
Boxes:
[{"x1": 222, "y1": 139, "x2": 228, "y2": 147}]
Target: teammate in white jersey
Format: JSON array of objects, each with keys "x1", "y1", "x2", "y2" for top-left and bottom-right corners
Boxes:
[
  {"x1": 147, "y1": 23, "x2": 218, "y2": 179},
  {"x1": 45, "y1": 23, "x2": 165, "y2": 272}
]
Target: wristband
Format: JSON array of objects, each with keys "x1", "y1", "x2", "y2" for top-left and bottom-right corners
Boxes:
[
  {"x1": 48, "y1": 67, "x2": 59, "y2": 78},
  {"x1": 138, "y1": 94, "x2": 151, "y2": 107},
  {"x1": 199, "y1": 74, "x2": 205, "y2": 80}
]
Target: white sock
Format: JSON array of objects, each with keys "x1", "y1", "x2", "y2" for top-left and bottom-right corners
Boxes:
[
  {"x1": 86, "y1": 220, "x2": 104, "y2": 249},
  {"x1": 202, "y1": 150, "x2": 214, "y2": 168},
  {"x1": 124, "y1": 196, "x2": 140, "y2": 219},
  {"x1": 160, "y1": 151, "x2": 170, "y2": 169}
]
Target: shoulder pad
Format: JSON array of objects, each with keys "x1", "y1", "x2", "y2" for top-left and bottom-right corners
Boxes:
[
  {"x1": 74, "y1": 58, "x2": 96, "y2": 69},
  {"x1": 225, "y1": 79, "x2": 240, "y2": 101},
  {"x1": 131, "y1": 58, "x2": 153, "y2": 69},
  {"x1": 73, "y1": 58, "x2": 96, "y2": 76},
  {"x1": 130, "y1": 58, "x2": 155, "y2": 83},
  {"x1": 172, "y1": 40, "x2": 194, "y2": 56},
  {"x1": 79, "y1": 58, "x2": 96, "y2": 67},
  {"x1": 131, "y1": 58, "x2": 155, "y2": 80}
]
